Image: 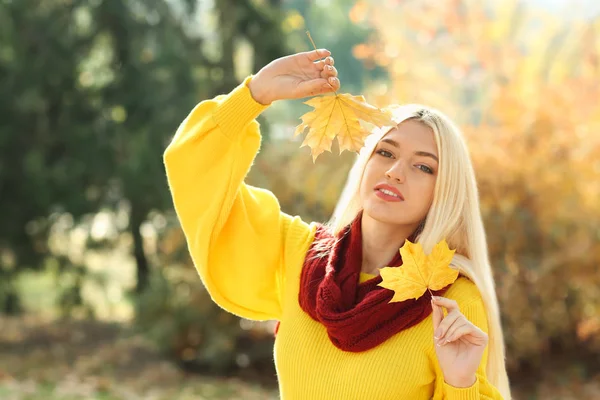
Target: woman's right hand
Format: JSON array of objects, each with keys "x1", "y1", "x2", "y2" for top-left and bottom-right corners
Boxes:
[{"x1": 248, "y1": 49, "x2": 340, "y2": 105}]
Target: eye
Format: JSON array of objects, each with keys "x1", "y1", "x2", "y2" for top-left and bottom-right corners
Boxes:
[
  {"x1": 376, "y1": 149, "x2": 394, "y2": 158},
  {"x1": 417, "y1": 164, "x2": 433, "y2": 174}
]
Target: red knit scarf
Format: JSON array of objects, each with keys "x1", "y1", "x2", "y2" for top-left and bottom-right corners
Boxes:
[{"x1": 296, "y1": 215, "x2": 451, "y2": 352}]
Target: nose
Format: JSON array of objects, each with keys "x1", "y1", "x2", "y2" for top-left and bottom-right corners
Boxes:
[{"x1": 385, "y1": 162, "x2": 406, "y2": 183}]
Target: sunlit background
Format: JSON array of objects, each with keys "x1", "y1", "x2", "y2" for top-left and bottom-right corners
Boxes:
[{"x1": 0, "y1": 0, "x2": 599, "y2": 399}]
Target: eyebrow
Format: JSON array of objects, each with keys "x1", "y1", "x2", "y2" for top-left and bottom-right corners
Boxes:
[{"x1": 380, "y1": 138, "x2": 439, "y2": 163}]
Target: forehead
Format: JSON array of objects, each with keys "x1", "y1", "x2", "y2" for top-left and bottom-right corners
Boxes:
[{"x1": 380, "y1": 119, "x2": 437, "y2": 155}]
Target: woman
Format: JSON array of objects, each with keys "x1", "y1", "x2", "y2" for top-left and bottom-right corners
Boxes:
[{"x1": 163, "y1": 49, "x2": 511, "y2": 399}]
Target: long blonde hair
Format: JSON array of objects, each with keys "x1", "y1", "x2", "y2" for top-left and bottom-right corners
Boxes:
[{"x1": 330, "y1": 104, "x2": 511, "y2": 399}]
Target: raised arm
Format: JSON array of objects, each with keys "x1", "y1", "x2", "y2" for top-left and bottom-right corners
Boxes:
[{"x1": 163, "y1": 49, "x2": 339, "y2": 321}]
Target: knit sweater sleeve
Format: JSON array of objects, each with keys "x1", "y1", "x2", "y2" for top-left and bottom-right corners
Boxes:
[
  {"x1": 163, "y1": 77, "x2": 315, "y2": 321},
  {"x1": 434, "y1": 294, "x2": 505, "y2": 400}
]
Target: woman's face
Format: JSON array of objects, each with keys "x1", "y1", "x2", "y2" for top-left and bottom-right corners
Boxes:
[{"x1": 359, "y1": 119, "x2": 439, "y2": 230}]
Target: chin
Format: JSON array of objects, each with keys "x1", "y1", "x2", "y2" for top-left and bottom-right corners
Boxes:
[{"x1": 363, "y1": 201, "x2": 410, "y2": 226}]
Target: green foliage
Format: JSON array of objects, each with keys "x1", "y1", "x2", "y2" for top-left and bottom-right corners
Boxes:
[
  {"x1": 282, "y1": 0, "x2": 387, "y2": 92},
  {"x1": 0, "y1": 315, "x2": 279, "y2": 399},
  {"x1": 0, "y1": 0, "x2": 288, "y2": 310}
]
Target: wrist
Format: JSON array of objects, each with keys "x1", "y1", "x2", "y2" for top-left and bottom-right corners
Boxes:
[
  {"x1": 247, "y1": 75, "x2": 272, "y2": 105},
  {"x1": 444, "y1": 375, "x2": 477, "y2": 388}
]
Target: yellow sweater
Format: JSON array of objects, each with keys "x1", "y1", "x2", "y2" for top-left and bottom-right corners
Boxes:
[{"x1": 163, "y1": 77, "x2": 504, "y2": 399}]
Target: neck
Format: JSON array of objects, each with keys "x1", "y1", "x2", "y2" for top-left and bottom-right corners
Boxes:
[{"x1": 360, "y1": 213, "x2": 418, "y2": 276}]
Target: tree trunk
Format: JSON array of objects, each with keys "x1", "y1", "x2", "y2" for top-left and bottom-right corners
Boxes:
[
  {"x1": 131, "y1": 210, "x2": 149, "y2": 293},
  {"x1": 216, "y1": 0, "x2": 238, "y2": 93},
  {"x1": 1, "y1": 270, "x2": 22, "y2": 315}
]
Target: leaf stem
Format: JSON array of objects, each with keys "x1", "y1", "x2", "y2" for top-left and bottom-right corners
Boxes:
[
  {"x1": 306, "y1": 31, "x2": 319, "y2": 53},
  {"x1": 306, "y1": 31, "x2": 337, "y2": 95}
]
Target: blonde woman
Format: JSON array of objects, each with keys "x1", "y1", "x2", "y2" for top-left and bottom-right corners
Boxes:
[{"x1": 164, "y1": 49, "x2": 511, "y2": 399}]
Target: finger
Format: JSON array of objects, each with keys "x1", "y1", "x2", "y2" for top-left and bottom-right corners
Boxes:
[
  {"x1": 444, "y1": 323, "x2": 474, "y2": 343},
  {"x1": 328, "y1": 76, "x2": 340, "y2": 91},
  {"x1": 320, "y1": 65, "x2": 338, "y2": 80},
  {"x1": 445, "y1": 324, "x2": 487, "y2": 346},
  {"x1": 313, "y1": 56, "x2": 335, "y2": 69},
  {"x1": 296, "y1": 77, "x2": 338, "y2": 98},
  {"x1": 432, "y1": 296, "x2": 459, "y2": 313},
  {"x1": 439, "y1": 320, "x2": 468, "y2": 345},
  {"x1": 434, "y1": 310, "x2": 462, "y2": 340},
  {"x1": 306, "y1": 49, "x2": 331, "y2": 62},
  {"x1": 431, "y1": 299, "x2": 443, "y2": 332}
]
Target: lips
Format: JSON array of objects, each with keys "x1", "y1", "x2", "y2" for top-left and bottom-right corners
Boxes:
[{"x1": 374, "y1": 183, "x2": 405, "y2": 201}]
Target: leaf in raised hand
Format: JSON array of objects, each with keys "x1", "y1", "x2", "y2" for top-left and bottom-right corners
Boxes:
[
  {"x1": 294, "y1": 93, "x2": 395, "y2": 161},
  {"x1": 378, "y1": 239, "x2": 458, "y2": 303}
]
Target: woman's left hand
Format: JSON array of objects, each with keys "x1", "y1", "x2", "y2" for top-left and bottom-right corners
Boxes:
[{"x1": 431, "y1": 296, "x2": 487, "y2": 388}]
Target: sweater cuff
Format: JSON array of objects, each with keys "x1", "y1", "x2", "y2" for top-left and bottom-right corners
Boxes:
[
  {"x1": 443, "y1": 376, "x2": 479, "y2": 400},
  {"x1": 213, "y1": 76, "x2": 269, "y2": 141}
]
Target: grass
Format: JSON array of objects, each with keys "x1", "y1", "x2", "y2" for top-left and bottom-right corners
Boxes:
[
  {"x1": 0, "y1": 379, "x2": 278, "y2": 400},
  {"x1": 0, "y1": 315, "x2": 598, "y2": 399},
  {"x1": 0, "y1": 316, "x2": 278, "y2": 400}
]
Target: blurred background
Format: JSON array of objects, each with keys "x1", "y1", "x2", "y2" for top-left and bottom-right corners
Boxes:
[{"x1": 0, "y1": 0, "x2": 599, "y2": 399}]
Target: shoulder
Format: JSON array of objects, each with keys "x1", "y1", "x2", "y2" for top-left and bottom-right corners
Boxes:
[
  {"x1": 443, "y1": 276, "x2": 484, "y2": 309},
  {"x1": 307, "y1": 222, "x2": 335, "y2": 247},
  {"x1": 279, "y1": 214, "x2": 319, "y2": 251},
  {"x1": 302, "y1": 222, "x2": 333, "y2": 259}
]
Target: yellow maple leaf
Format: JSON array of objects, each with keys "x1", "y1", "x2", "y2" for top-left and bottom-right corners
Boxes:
[
  {"x1": 294, "y1": 93, "x2": 395, "y2": 161},
  {"x1": 378, "y1": 239, "x2": 459, "y2": 303}
]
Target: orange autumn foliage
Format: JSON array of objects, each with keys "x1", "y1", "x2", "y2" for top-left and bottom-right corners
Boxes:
[{"x1": 351, "y1": 0, "x2": 600, "y2": 369}]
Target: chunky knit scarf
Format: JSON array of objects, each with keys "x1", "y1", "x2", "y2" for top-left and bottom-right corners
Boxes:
[{"x1": 296, "y1": 215, "x2": 450, "y2": 352}]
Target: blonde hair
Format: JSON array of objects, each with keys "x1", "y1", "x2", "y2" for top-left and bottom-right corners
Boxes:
[{"x1": 330, "y1": 104, "x2": 511, "y2": 399}]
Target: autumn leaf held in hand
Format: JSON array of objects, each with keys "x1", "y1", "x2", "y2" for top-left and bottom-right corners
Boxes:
[
  {"x1": 294, "y1": 93, "x2": 395, "y2": 161},
  {"x1": 378, "y1": 240, "x2": 459, "y2": 303}
]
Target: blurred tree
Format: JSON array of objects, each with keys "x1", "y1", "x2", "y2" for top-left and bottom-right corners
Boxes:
[
  {"x1": 92, "y1": 0, "x2": 202, "y2": 294},
  {"x1": 282, "y1": 0, "x2": 387, "y2": 92},
  {"x1": 0, "y1": 0, "x2": 288, "y2": 312},
  {"x1": 352, "y1": 0, "x2": 600, "y2": 377},
  {"x1": 0, "y1": 0, "x2": 113, "y2": 313}
]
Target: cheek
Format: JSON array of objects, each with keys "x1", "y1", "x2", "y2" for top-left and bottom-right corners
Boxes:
[
  {"x1": 423, "y1": 179, "x2": 436, "y2": 205},
  {"x1": 412, "y1": 174, "x2": 436, "y2": 204}
]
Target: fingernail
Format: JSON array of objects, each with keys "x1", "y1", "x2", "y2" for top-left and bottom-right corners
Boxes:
[
  {"x1": 327, "y1": 65, "x2": 333, "y2": 71},
  {"x1": 329, "y1": 77, "x2": 337, "y2": 84},
  {"x1": 434, "y1": 328, "x2": 442, "y2": 338}
]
